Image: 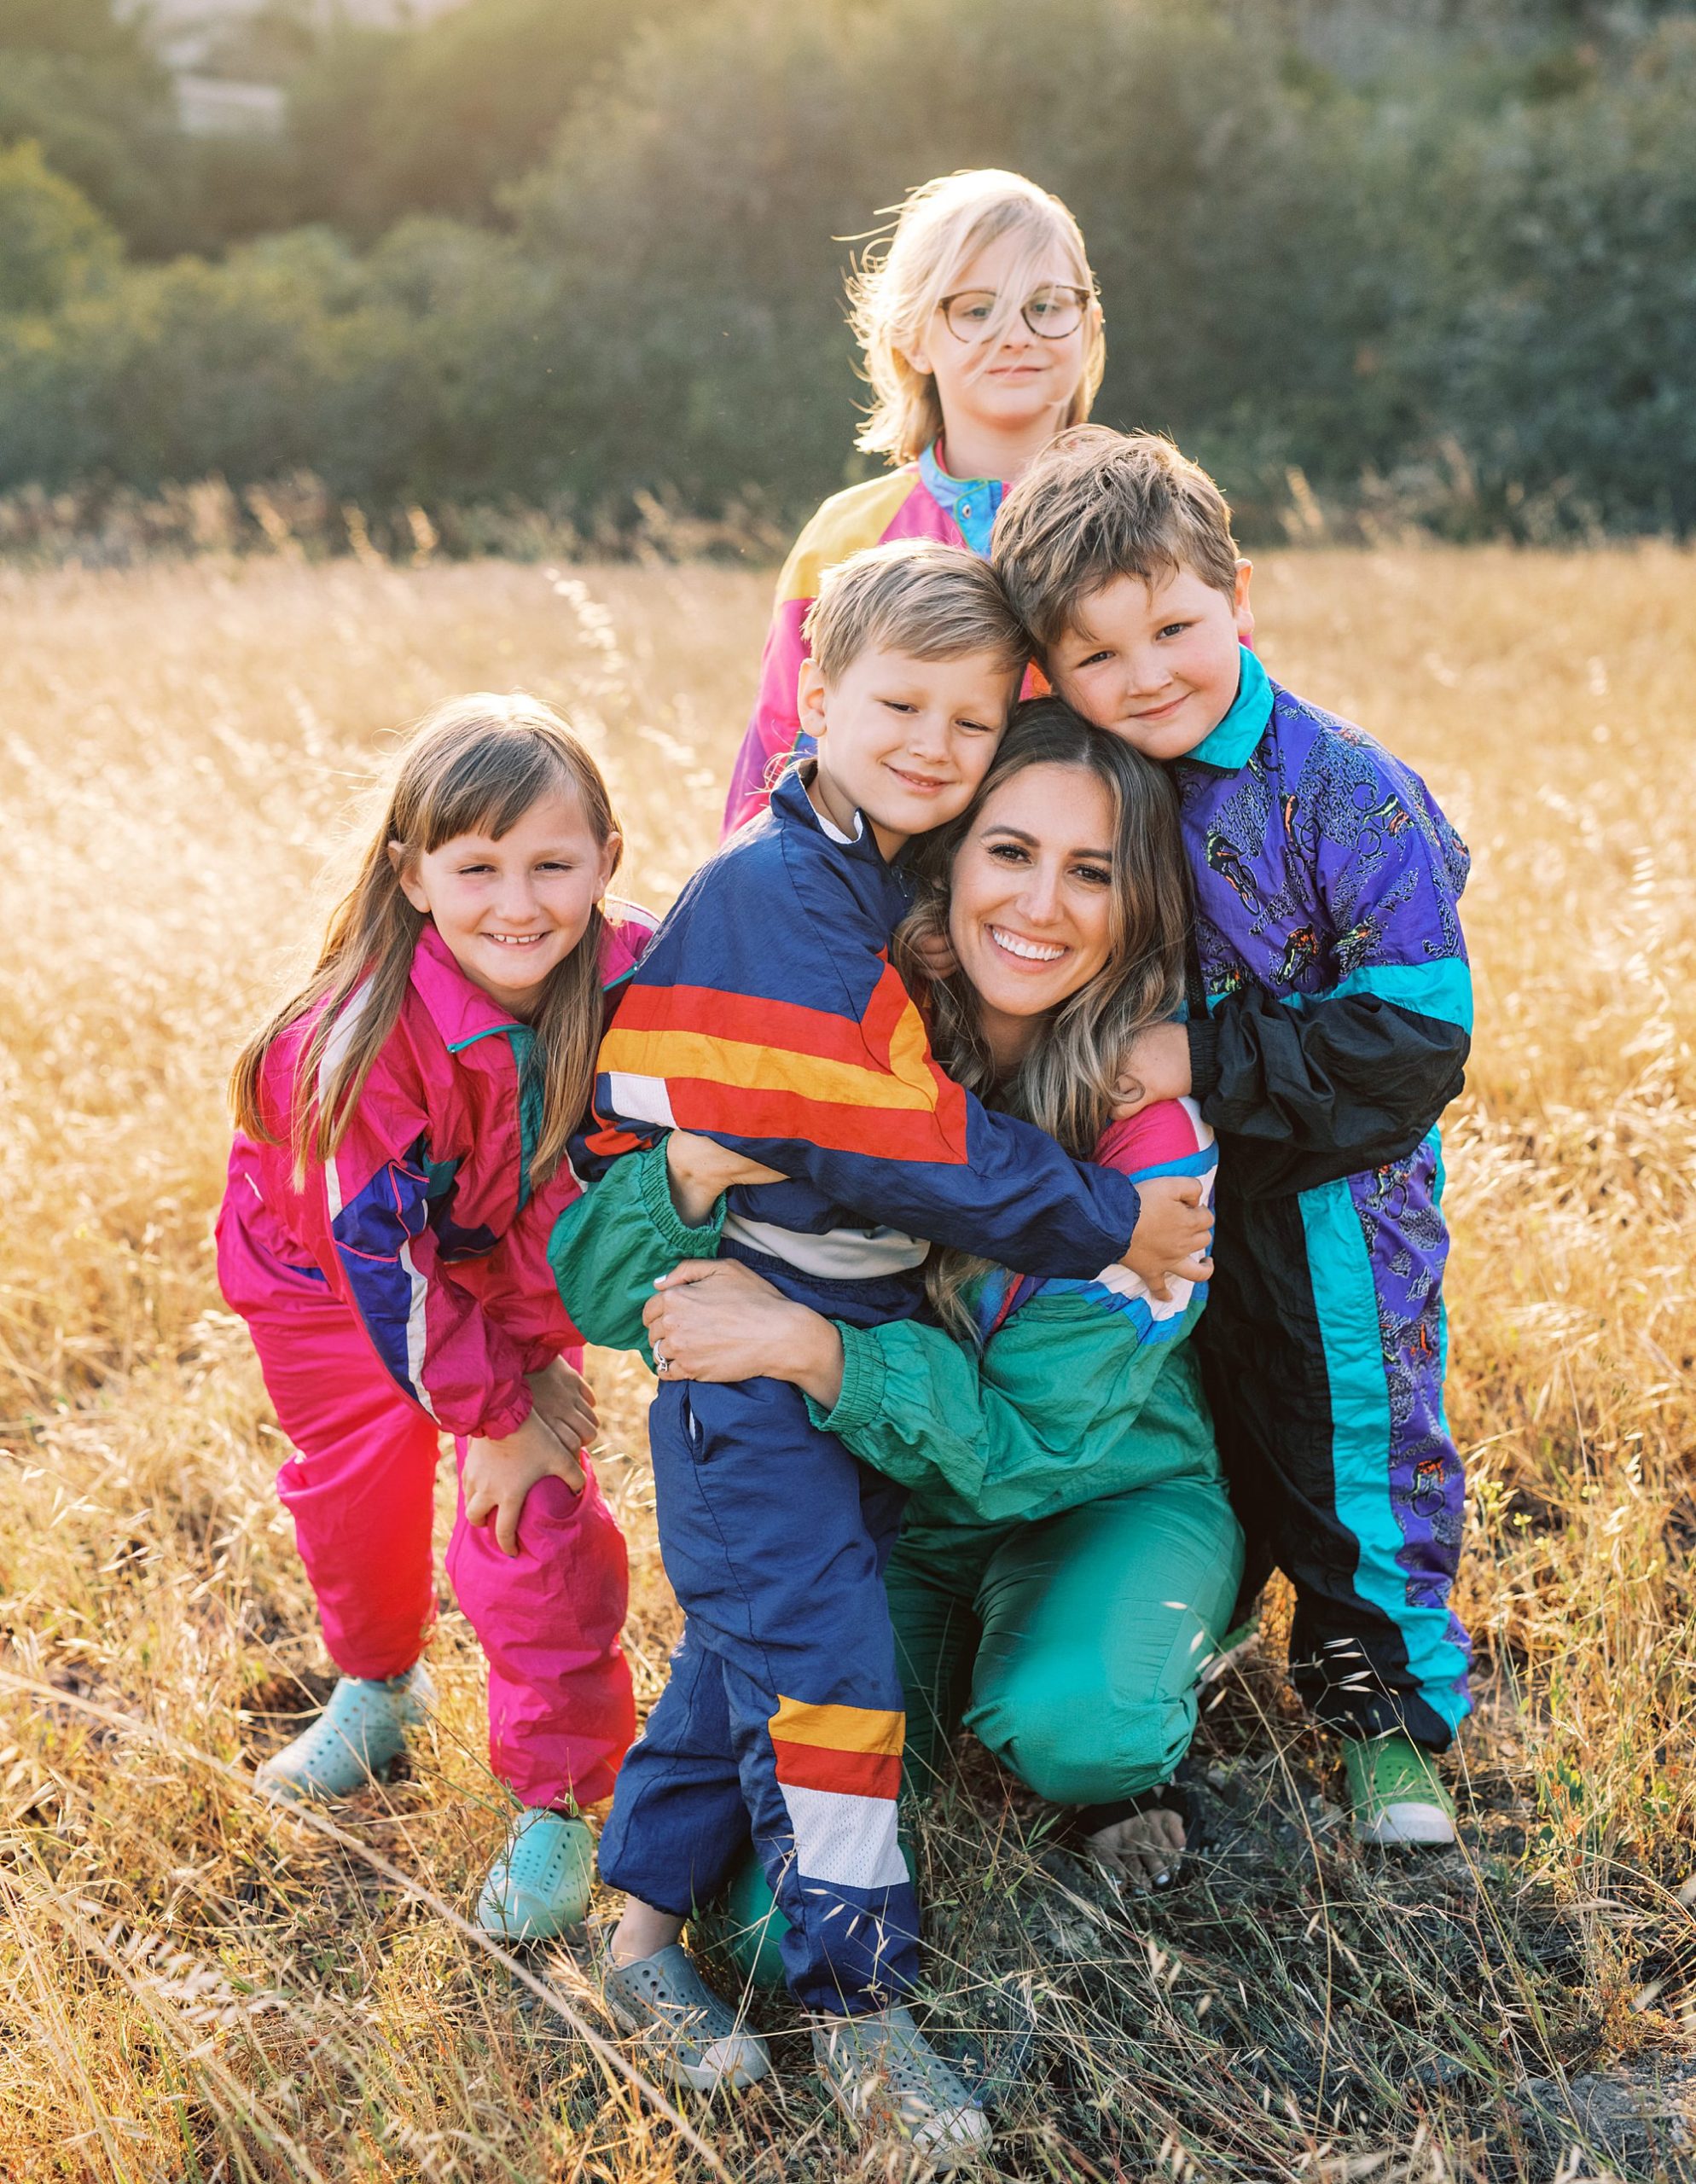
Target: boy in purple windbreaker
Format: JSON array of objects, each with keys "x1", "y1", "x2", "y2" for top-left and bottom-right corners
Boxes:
[{"x1": 995, "y1": 428, "x2": 1474, "y2": 1847}]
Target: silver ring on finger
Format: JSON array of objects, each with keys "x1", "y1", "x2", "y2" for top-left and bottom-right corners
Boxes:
[{"x1": 652, "y1": 1344, "x2": 668, "y2": 1375}]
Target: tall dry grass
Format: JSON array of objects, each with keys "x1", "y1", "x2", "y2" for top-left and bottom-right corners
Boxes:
[{"x1": 1, "y1": 545, "x2": 1693, "y2": 2181}]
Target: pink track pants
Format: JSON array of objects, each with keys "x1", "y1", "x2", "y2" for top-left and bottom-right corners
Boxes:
[{"x1": 241, "y1": 1289, "x2": 635, "y2": 1811}]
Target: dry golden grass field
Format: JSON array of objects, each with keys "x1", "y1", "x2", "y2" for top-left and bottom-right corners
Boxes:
[{"x1": 2, "y1": 543, "x2": 1695, "y2": 2183}]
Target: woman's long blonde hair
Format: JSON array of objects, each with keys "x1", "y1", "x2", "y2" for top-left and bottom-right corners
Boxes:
[
  {"x1": 231, "y1": 693, "x2": 620, "y2": 1187},
  {"x1": 849, "y1": 168, "x2": 1105, "y2": 467},
  {"x1": 892, "y1": 699, "x2": 1190, "y2": 1337}
]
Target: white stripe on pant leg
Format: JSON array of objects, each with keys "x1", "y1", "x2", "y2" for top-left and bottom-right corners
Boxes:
[{"x1": 779, "y1": 1785, "x2": 908, "y2": 1889}]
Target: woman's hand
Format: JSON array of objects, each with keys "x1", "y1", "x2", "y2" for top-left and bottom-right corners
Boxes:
[
  {"x1": 1122, "y1": 1175, "x2": 1214, "y2": 1301},
  {"x1": 665, "y1": 1130, "x2": 787, "y2": 1226},
  {"x1": 642, "y1": 1259, "x2": 845, "y2": 1408},
  {"x1": 525, "y1": 1356, "x2": 596, "y2": 1455},
  {"x1": 463, "y1": 1408, "x2": 584, "y2": 1558}
]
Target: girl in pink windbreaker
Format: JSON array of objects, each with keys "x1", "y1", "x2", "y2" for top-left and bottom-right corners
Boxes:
[
  {"x1": 218, "y1": 692, "x2": 653, "y2": 1940},
  {"x1": 722, "y1": 167, "x2": 1106, "y2": 834}
]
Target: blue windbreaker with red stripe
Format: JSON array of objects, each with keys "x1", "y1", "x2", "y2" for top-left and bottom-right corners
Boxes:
[{"x1": 582, "y1": 769, "x2": 1140, "y2": 1276}]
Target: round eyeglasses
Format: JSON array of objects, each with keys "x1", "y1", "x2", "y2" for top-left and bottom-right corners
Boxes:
[{"x1": 938, "y1": 283, "x2": 1093, "y2": 342}]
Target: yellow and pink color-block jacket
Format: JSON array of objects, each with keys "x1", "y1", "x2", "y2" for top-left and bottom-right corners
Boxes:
[{"x1": 721, "y1": 443, "x2": 1008, "y2": 837}]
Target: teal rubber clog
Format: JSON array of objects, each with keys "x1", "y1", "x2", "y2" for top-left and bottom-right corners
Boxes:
[
  {"x1": 602, "y1": 1943, "x2": 771, "y2": 2093},
  {"x1": 256, "y1": 1662, "x2": 435, "y2": 1804},
  {"x1": 814, "y1": 2004, "x2": 991, "y2": 2169},
  {"x1": 477, "y1": 1806, "x2": 595, "y2": 1940}
]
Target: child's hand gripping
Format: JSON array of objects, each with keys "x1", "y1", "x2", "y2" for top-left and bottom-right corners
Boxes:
[
  {"x1": 463, "y1": 1358, "x2": 595, "y2": 1558},
  {"x1": 907, "y1": 927, "x2": 961, "y2": 983},
  {"x1": 525, "y1": 1354, "x2": 597, "y2": 1451},
  {"x1": 1122, "y1": 1175, "x2": 1214, "y2": 1302}
]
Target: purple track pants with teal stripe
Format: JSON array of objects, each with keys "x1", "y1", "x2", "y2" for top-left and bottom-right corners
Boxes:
[{"x1": 1201, "y1": 1130, "x2": 1468, "y2": 1749}]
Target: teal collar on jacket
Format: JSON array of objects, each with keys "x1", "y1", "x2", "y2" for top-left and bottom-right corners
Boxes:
[
  {"x1": 918, "y1": 440, "x2": 1004, "y2": 558},
  {"x1": 1182, "y1": 645, "x2": 1275, "y2": 775}
]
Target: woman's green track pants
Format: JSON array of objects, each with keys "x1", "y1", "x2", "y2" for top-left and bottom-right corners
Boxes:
[{"x1": 712, "y1": 1473, "x2": 1242, "y2": 1981}]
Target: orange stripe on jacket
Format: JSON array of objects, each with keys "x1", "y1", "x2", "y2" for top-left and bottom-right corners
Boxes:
[
  {"x1": 597, "y1": 963, "x2": 971, "y2": 1161},
  {"x1": 770, "y1": 1695, "x2": 904, "y2": 1755},
  {"x1": 607, "y1": 966, "x2": 945, "y2": 1086}
]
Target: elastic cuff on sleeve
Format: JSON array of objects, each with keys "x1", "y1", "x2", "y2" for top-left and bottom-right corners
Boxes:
[
  {"x1": 804, "y1": 1322, "x2": 886, "y2": 1438},
  {"x1": 637, "y1": 1136, "x2": 727, "y2": 1259},
  {"x1": 476, "y1": 1384, "x2": 535, "y2": 1442},
  {"x1": 1186, "y1": 1013, "x2": 1221, "y2": 1104}
]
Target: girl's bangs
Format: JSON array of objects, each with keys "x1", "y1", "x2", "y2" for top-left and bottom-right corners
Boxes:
[
  {"x1": 938, "y1": 202, "x2": 1092, "y2": 366},
  {"x1": 418, "y1": 733, "x2": 580, "y2": 852}
]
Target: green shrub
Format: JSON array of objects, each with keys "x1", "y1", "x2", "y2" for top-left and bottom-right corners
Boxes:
[
  {"x1": 0, "y1": 0, "x2": 1691, "y2": 537},
  {"x1": 0, "y1": 138, "x2": 119, "y2": 312}
]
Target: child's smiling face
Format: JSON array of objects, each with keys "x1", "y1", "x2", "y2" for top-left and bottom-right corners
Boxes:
[
  {"x1": 798, "y1": 644, "x2": 1019, "y2": 859},
  {"x1": 1048, "y1": 561, "x2": 1255, "y2": 762},
  {"x1": 903, "y1": 226, "x2": 1097, "y2": 457},
  {"x1": 392, "y1": 786, "x2": 619, "y2": 1018}
]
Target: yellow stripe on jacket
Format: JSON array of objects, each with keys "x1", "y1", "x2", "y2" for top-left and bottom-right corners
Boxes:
[{"x1": 775, "y1": 469, "x2": 921, "y2": 607}]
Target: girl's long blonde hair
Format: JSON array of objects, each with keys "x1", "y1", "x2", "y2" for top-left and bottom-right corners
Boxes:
[
  {"x1": 849, "y1": 168, "x2": 1105, "y2": 467},
  {"x1": 892, "y1": 699, "x2": 1190, "y2": 1338},
  {"x1": 231, "y1": 693, "x2": 620, "y2": 1187}
]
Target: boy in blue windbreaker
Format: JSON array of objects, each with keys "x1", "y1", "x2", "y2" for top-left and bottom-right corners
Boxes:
[
  {"x1": 574, "y1": 538, "x2": 1211, "y2": 2162},
  {"x1": 995, "y1": 427, "x2": 1473, "y2": 1848}
]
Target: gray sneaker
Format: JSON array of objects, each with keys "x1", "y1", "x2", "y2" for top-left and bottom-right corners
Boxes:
[
  {"x1": 601, "y1": 1943, "x2": 770, "y2": 2094},
  {"x1": 813, "y1": 2004, "x2": 992, "y2": 2167}
]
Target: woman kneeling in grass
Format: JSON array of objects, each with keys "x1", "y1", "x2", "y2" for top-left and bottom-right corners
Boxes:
[{"x1": 558, "y1": 700, "x2": 1242, "y2": 1899}]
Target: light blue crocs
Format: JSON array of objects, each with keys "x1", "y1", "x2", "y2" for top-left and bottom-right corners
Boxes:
[
  {"x1": 602, "y1": 1943, "x2": 770, "y2": 2093},
  {"x1": 256, "y1": 1663, "x2": 435, "y2": 1803},
  {"x1": 814, "y1": 2004, "x2": 991, "y2": 2168},
  {"x1": 477, "y1": 1806, "x2": 595, "y2": 1940}
]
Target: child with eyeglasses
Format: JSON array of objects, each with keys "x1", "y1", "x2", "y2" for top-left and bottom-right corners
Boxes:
[{"x1": 721, "y1": 166, "x2": 1104, "y2": 837}]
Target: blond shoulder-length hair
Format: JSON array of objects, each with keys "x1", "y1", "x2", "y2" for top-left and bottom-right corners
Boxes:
[
  {"x1": 849, "y1": 169, "x2": 1105, "y2": 468},
  {"x1": 231, "y1": 693, "x2": 620, "y2": 1188}
]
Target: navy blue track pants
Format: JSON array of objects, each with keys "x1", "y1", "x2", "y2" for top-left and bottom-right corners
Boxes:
[{"x1": 597, "y1": 1252, "x2": 919, "y2": 2016}]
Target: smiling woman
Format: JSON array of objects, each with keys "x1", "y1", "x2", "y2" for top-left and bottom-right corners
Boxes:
[
  {"x1": 946, "y1": 761, "x2": 1119, "y2": 1060},
  {"x1": 897, "y1": 697, "x2": 1193, "y2": 1182},
  {"x1": 555, "y1": 698, "x2": 1236, "y2": 1930}
]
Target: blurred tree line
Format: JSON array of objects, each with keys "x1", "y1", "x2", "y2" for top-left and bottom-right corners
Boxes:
[{"x1": 0, "y1": 0, "x2": 1692, "y2": 543}]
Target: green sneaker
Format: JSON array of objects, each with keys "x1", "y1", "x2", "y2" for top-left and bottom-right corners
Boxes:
[
  {"x1": 717, "y1": 1844, "x2": 789, "y2": 1989},
  {"x1": 712, "y1": 1837, "x2": 920, "y2": 1991},
  {"x1": 1343, "y1": 1732, "x2": 1456, "y2": 1845},
  {"x1": 477, "y1": 1807, "x2": 595, "y2": 1940}
]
